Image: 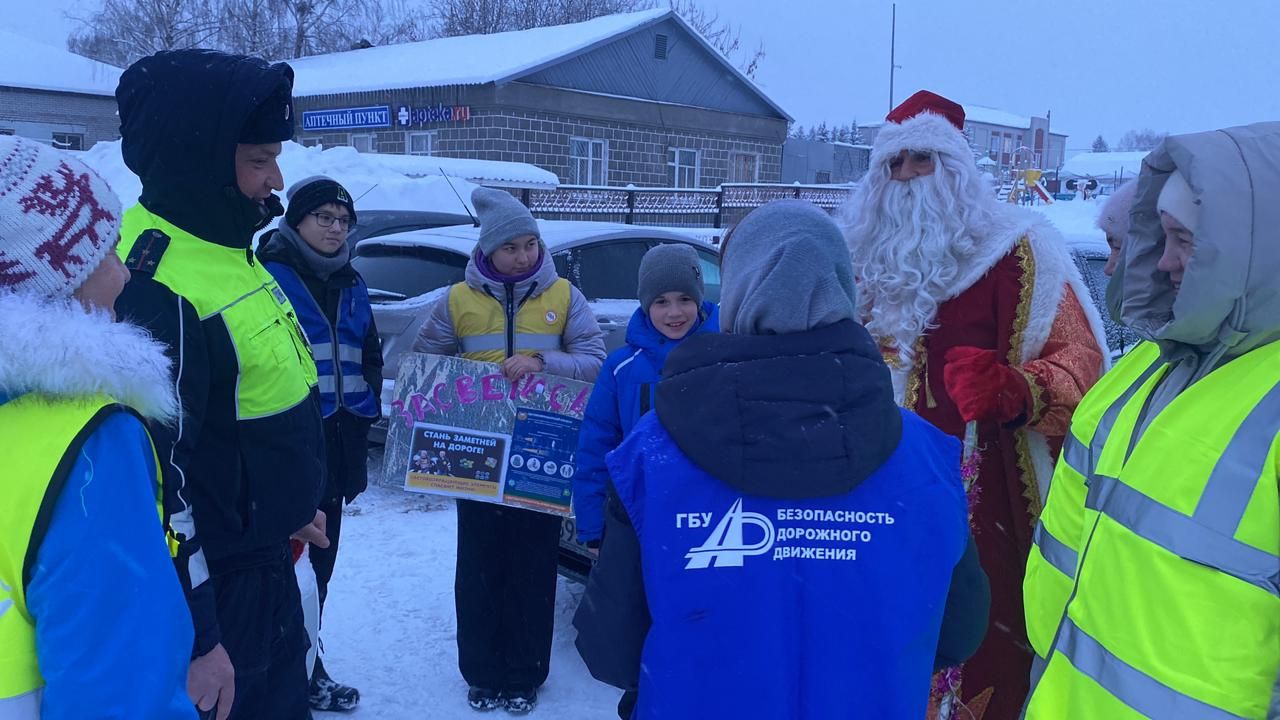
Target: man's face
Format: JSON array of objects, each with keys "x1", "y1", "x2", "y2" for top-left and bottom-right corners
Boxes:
[
  {"x1": 1156, "y1": 211, "x2": 1195, "y2": 295},
  {"x1": 1103, "y1": 234, "x2": 1122, "y2": 277},
  {"x1": 889, "y1": 149, "x2": 936, "y2": 181},
  {"x1": 234, "y1": 143, "x2": 284, "y2": 204}
]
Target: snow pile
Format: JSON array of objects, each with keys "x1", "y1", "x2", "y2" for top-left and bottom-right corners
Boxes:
[
  {"x1": 1061, "y1": 151, "x2": 1149, "y2": 182},
  {"x1": 0, "y1": 31, "x2": 122, "y2": 96},
  {"x1": 76, "y1": 141, "x2": 558, "y2": 215},
  {"x1": 1031, "y1": 196, "x2": 1108, "y2": 251},
  {"x1": 963, "y1": 104, "x2": 1032, "y2": 130},
  {"x1": 289, "y1": 8, "x2": 669, "y2": 96}
]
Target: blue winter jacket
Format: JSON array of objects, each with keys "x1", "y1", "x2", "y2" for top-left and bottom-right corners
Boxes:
[
  {"x1": 573, "y1": 321, "x2": 989, "y2": 720},
  {"x1": 573, "y1": 301, "x2": 719, "y2": 543},
  {"x1": 0, "y1": 392, "x2": 196, "y2": 719}
]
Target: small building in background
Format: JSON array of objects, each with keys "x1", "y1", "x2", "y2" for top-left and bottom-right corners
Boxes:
[
  {"x1": 781, "y1": 139, "x2": 870, "y2": 185},
  {"x1": 288, "y1": 9, "x2": 791, "y2": 189},
  {"x1": 0, "y1": 31, "x2": 122, "y2": 150}
]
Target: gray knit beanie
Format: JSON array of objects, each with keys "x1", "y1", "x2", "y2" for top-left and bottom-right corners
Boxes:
[
  {"x1": 719, "y1": 200, "x2": 857, "y2": 335},
  {"x1": 472, "y1": 186, "x2": 539, "y2": 256},
  {"x1": 638, "y1": 243, "x2": 704, "y2": 311}
]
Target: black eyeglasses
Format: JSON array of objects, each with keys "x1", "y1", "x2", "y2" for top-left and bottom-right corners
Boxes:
[{"x1": 310, "y1": 212, "x2": 354, "y2": 230}]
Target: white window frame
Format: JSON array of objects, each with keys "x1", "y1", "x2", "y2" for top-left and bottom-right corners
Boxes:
[
  {"x1": 299, "y1": 137, "x2": 321, "y2": 148},
  {"x1": 988, "y1": 133, "x2": 1001, "y2": 157},
  {"x1": 408, "y1": 131, "x2": 434, "y2": 156},
  {"x1": 51, "y1": 132, "x2": 84, "y2": 151},
  {"x1": 568, "y1": 136, "x2": 607, "y2": 185},
  {"x1": 351, "y1": 134, "x2": 374, "y2": 153},
  {"x1": 668, "y1": 147, "x2": 700, "y2": 188},
  {"x1": 730, "y1": 152, "x2": 760, "y2": 183}
]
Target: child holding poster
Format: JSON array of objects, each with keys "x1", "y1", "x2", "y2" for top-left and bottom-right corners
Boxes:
[{"x1": 412, "y1": 187, "x2": 605, "y2": 714}]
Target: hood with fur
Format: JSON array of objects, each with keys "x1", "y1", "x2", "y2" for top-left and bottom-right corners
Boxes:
[
  {"x1": 1120, "y1": 122, "x2": 1280, "y2": 361},
  {"x1": 0, "y1": 293, "x2": 179, "y2": 422}
]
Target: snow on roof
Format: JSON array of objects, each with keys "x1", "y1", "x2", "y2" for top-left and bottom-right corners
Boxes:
[
  {"x1": 76, "y1": 140, "x2": 556, "y2": 216},
  {"x1": 963, "y1": 104, "x2": 1031, "y2": 129},
  {"x1": 1061, "y1": 151, "x2": 1150, "y2": 181},
  {"x1": 289, "y1": 9, "x2": 669, "y2": 96},
  {"x1": 0, "y1": 31, "x2": 122, "y2": 96}
]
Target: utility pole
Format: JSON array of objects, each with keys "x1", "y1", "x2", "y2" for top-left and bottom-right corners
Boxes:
[{"x1": 889, "y1": 4, "x2": 898, "y2": 113}]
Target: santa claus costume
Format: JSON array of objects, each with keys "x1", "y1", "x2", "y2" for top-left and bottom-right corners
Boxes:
[{"x1": 841, "y1": 91, "x2": 1108, "y2": 720}]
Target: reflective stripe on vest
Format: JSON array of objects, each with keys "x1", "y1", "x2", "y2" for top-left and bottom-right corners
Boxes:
[
  {"x1": 1025, "y1": 341, "x2": 1280, "y2": 720},
  {"x1": 117, "y1": 206, "x2": 318, "y2": 421},
  {"x1": 0, "y1": 395, "x2": 166, "y2": 702},
  {"x1": 447, "y1": 279, "x2": 570, "y2": 364},
  {"x1": 1024, "y1": 343, "x2": 1165, "y2": 658},
  {"x1": 264, "y1": 261, "x2": 378, "y2": 419}
]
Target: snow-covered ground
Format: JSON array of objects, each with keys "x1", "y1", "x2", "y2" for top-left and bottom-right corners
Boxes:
[
  {"x1": 313, "y1": 447, "x2": 618, "y2": 719},
  {"x1": 1028, "y1": 195, "x2": 1109, "y2": 250}
]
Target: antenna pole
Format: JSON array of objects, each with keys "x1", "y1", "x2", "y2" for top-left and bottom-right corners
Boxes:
[{"x1": 889, "y1": 4, "x2": 897, "y2": 113}]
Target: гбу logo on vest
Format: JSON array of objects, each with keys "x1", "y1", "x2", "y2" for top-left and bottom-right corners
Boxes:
[{"x1": 679, "y1": 498, "x2": 895, "y2": 570}]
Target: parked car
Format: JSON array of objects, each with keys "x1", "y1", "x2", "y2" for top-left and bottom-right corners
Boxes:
[
  {"x1": 353, "y1": 220, "x2": 720, "y2": 583},
  {"x1": 346, "y1": 209, "x2": 477, "y2": 246}
]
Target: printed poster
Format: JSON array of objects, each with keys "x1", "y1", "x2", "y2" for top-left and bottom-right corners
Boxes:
[
  {"x1": 505, "y1": 409, "x2": 581, "y2": 514},
  {"x1": 383, "y1": 353, "x2": 592, "y2": 516}
]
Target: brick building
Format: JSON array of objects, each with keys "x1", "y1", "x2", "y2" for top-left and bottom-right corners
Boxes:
[
  {"x1": 0, "y1": 31, "x2": 122, "y2": 150},
  {"x1": 288, "y1": 9, "x2": 791, "y2": 188}
]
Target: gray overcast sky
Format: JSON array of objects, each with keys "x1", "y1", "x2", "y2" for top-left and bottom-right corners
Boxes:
[{"x1": 13, "y1": 0, "x2": 1280, "y2": 150}]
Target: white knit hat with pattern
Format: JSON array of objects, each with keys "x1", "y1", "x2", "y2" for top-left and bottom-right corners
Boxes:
[{"x1": 0, "y1": 135, "x2": 122, "y2": 298}]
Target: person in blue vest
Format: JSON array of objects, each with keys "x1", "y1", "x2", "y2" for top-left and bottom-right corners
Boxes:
[
  {"x1": 0, "y1": 135, "x2": 195, "y2": 719},
  {"x1": 574, "y1": 242, "x2": 719, "y2": 549},
  {"x1": 258, "y1": 175, "x2": 381, "y2": 712},
  {"x1": 574, "y1": 200, "x2": 990, "y2": 720}
]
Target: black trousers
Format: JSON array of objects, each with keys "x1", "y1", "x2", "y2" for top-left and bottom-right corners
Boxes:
[
  {"x1": 210, "y1": 547, "x2": 310, "y2": 720},
  {"x1": 308, "y1": 495, "x2": 344, "y2": 612},
  {"x1": 454, "y1": 499, "x2": 562, "y2": 691}
]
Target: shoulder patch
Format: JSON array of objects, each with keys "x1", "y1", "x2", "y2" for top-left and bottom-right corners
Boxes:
[{"x1": 123, "y1": 229, "x2": 171, "y2": 274}]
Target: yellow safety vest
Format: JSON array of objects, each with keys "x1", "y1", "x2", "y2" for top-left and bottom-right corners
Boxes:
[
  {"x1": 116, "y1": 205, "x2": 317, "y2": 420},
  {"x1": 0, "y1": 394, "x2": 166, "y2": 705},
  {"x1": 1024, "y1": 340, "x2": 1280, "y2": 719},
  {"x1": 448, "y1": 279, "x2": 570, "y2": 363},
  {"x1": 1024, "y1": 342, "x2": 1164, "y2": 656}
]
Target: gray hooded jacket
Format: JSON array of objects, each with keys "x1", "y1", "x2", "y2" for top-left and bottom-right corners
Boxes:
[{"x1": 1119, "y1": 122, "x2": 1280, "y2": 415}]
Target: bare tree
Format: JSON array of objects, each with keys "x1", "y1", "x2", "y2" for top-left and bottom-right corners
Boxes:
[
  {"x1": 1115, "y1": 128, "x2": 1166, "y2": 152},
  {"x1": 667, "y1": 0, "x2": 764, "y2": 78},
  {"x1": 69, "y1": 0, "x2": 221, "y2": 67},
  {"x1": 430, "y1": 0, "x2": 643, "y2": 37}
]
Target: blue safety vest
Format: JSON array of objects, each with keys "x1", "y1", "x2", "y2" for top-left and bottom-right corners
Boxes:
[{"x1": 265, "y1": 262, "x2": 379, "y2": 419}]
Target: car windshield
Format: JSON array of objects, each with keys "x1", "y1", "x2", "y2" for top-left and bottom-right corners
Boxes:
[{"x1": 352, "y1": 244, "x2": 467, "y2": 301}]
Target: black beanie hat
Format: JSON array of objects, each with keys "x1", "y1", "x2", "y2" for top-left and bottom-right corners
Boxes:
[
  {"x1": 240, "y1": 64, "x2": 296, "y2": 144},
  {"x1": 285, "y1": 175, "x2": 357, "y2": 229}
]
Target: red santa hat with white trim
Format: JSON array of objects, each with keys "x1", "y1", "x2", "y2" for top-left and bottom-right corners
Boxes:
[{"x1": 870, "y1": 90, "x2": 974, "y2": 171}]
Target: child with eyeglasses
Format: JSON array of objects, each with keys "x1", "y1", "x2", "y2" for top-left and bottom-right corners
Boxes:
[{"x1": 257, "y1": 175, "x2": 382, "y2": 712}]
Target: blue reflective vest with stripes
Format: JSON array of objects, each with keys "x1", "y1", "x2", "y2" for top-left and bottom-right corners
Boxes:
[{"x1": 265, "y1": 262, "x2": 379, "y2": 419}]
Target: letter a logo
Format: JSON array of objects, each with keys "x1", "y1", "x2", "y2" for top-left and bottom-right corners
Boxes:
[{"x1": 684, "y1": 498, "x2": 775, "y2": 569}]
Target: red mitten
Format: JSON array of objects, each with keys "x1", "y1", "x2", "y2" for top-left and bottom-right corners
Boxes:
[{"x1": 942, "y1": 346, "x2": 1031, "y2": 424}]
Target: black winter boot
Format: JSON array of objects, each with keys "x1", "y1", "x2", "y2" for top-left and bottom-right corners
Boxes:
[
  {"x1": 502, "y1": 687, "x2": 538, "y2": 715},
  {"x1": 309, "y1": 656, "x2": 360, "y2": 712},
  {"x1": 468, "y1": 687, "x2": 503, "y2": 712}
]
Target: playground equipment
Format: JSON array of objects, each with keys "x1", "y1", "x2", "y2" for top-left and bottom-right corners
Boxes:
[
  {"x1": 1006, "y1": 168, "x2": 1054, "y2": 205},
  {"x1": 1066, "y1": 177, "x2": 1100, "y2": 200}
]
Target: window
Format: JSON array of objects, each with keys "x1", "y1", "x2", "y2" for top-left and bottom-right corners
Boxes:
[
  {"x1": 51, "y1": 133, "x2": 83, "y2": 151},
  {"x1": 814, "y1": 170, "x2": 832, "y2": 184},
  {"x1": 689, "y1": 246, "x2": 722, "y2": 302},
  {"x1": 988, "y1": 134, "x2": 1000, "y2": 157},
  {"x1": 566, "y1": 241, "x2": 652, "y2": 300},
  {"x1": 730, "y1": 152, "x2": 759, "y2": 183},
  {"x1": 351, "y1": 134, "x2": 374, "y2": 153},
  {"x1": 654, "y1": 34, "x2": 669, "y2": 60},
  {"x1": 668, "y1": 148, "x2": 699, "y2": 188},
  {"x1": 299, "y1": 137, "x2": 321, "y2": 148},
  {"x1": 569, "y1": 137, "x2": 607, "y2": 185},
  {"x1": 350, "y1": 244, "x2": 468, "y2": 301},
  {"x1": 408, "y1": 132, "x2": 434, "y2": 156}
]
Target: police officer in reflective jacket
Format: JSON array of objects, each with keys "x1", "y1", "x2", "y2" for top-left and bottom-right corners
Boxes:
[
  {"x1": 259, "y1": 175, "x2": 381, "y2": 712},
  {"x1": 114, "y1": 50, "x2": 328, "y2": 720}
]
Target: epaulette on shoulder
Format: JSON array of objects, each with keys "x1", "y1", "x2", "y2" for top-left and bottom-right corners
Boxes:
[{"x1": 123, "y1": 229, "x2": 171, "y2": 274}]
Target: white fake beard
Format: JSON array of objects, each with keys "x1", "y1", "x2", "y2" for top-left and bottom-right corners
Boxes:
[{"x1": 845, "y1": 171, "x2": 979, "y2": 365}]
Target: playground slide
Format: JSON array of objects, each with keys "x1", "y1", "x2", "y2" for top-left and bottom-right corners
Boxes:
[{"x1": 1031, "y1": 180, "x2": 1054, "y2": 204}]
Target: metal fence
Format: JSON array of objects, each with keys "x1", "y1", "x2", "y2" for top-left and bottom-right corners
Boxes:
[{"x1": 517, "y1": 183, "x2": 856, "y2": 231}]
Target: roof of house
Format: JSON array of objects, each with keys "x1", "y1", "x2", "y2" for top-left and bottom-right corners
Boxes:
[
  {"x1": 861, "y1": 102, "x2": 1067, "y2": 135},
  {"x1": 0, "y1": 31, "x2": 122, "y2": 96},
  {"x1": 287, "y1": 9, "x2": 788, "y2": 119}
]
